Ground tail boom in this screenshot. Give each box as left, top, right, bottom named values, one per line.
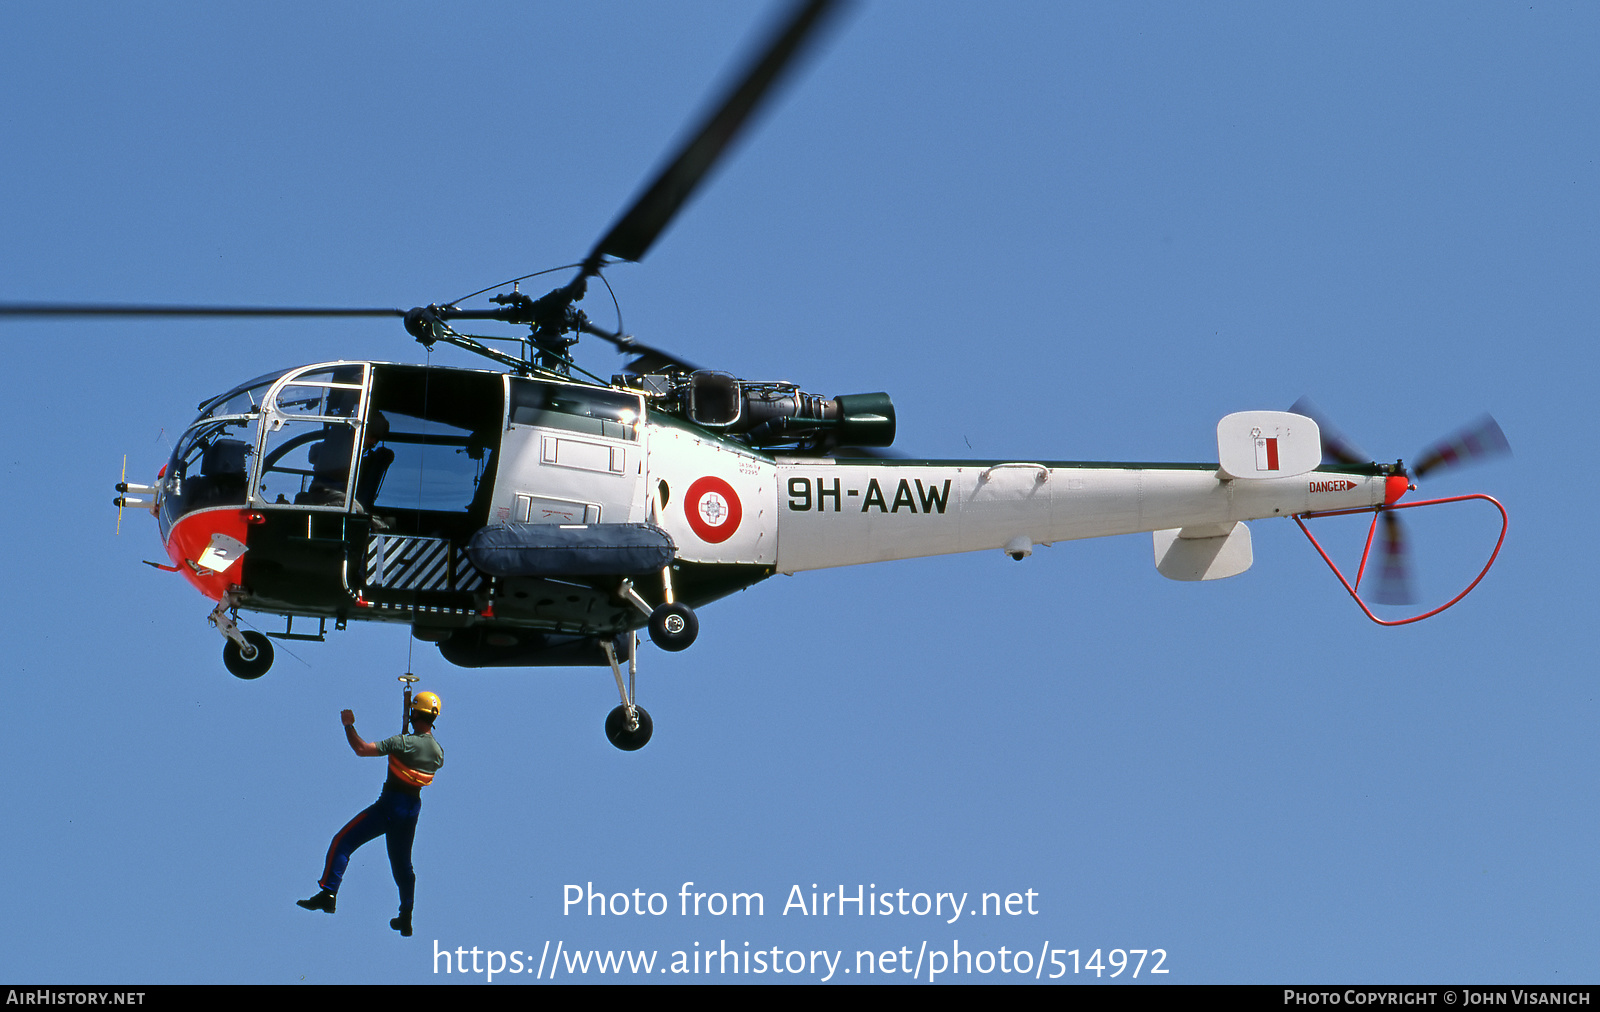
left=773, top=459, right=1386, bottom=573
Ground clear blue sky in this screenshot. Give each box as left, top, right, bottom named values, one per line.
left=2, top=1, right=1594, bottom=985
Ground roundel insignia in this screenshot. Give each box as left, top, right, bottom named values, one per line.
left=684, top=476, right=742, bottom=544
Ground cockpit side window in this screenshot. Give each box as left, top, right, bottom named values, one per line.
left=249, top=364, right=369, bottom=509
left=255, top=419, right=359, bottom=506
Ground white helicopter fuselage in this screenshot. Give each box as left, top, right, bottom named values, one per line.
left=528, top=408, right=1397, bottom=581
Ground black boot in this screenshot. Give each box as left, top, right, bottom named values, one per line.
left=390, top=910, right=413, bottom=937
left=296, top=889, right=336, bottom=914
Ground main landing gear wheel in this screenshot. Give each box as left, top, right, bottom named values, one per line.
left=648, top=602, right=698, bottom=652
left=223, top=630, right=274, bottom=679
left=605, top=704, right=653, bottom=751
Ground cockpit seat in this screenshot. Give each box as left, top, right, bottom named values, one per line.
left=187, top=438, right=251, bottom=509
left=354, top=446, right=394, bottom=507
left=296, top=428, right=356, bottom=506
left=353, top=413, right=394, bottom=507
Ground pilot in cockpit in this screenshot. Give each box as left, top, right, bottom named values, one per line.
left=300, top=412, right=393, bottom=508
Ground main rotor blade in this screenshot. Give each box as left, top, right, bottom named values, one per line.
left=586, top=0, right=846, bottom=270
left=1412, top=415, right=1511, bottom=479
left=581, top=326, right=702, bottom=375
left=1289, top=397, right=1370, bottom=467
left=0, top=303, right=404, bottom=319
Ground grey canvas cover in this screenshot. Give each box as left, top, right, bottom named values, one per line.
left=465, top=522, right=676, bottom=577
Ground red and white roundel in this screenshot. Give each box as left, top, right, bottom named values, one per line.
left=684, top=476, right=742, bottom=544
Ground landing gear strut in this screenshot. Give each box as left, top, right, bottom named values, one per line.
left=601, top=567, right=699, bottom=750
left=601, top=634, right=652, bottom=751
left=619, top=570, right=699, bottom=652
left=211, top=594, right=274, bottom=679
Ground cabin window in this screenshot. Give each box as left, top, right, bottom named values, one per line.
left=358, top=364, right=504, bottom=528
left=364, top=412, right=488, bottom=513
left=508, top=379, right=641, bottom=441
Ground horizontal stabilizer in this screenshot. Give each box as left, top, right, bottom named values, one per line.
left=1153, top=522, right=1252, bottom=581
left=1217, top=411, right=1321, bottom=480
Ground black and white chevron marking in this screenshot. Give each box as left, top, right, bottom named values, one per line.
left=365, top=535, right=484, bottom=593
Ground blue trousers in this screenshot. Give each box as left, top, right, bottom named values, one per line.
left=318, top=786, right=422, bottom=912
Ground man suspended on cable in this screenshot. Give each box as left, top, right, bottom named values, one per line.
left=296, top=691, right=444, bottom=937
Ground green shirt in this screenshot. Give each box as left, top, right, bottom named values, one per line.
left=376, top=732, right=444, bottom=776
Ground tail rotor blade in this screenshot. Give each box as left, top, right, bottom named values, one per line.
left=1289, top=396, right=1370, bottom=467
left=1412, top=415, right=1511, bottom=479
left=1370, top=510, right=1416, bottom=606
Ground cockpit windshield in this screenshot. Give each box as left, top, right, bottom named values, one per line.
left=194, top=369, right=288, bottom=423
left=159, top=416, right=257, bottom=537
left=161, top=363, right=371, bottom=532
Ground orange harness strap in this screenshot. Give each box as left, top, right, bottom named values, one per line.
left=388, top=755, right=435, bottom=788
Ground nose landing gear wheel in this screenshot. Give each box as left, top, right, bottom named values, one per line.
left=605, top=704, right=653, bottom=751
left=223, top=630, right=274, bottom=679
left=648, top=602, right=698, bottom=652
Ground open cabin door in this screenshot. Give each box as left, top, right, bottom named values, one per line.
left=352, top=364, right=505, bottom=610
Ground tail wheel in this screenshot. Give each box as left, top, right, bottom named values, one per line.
left=223, top=630, right=274, bottom=679
left=648, top=602, right=698, bottom=652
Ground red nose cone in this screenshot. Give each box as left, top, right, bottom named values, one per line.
left=165, top=508, right=252, bottom=601
left=1384, top=475, right=1411, bottom=505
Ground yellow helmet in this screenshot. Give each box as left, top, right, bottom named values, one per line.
left=411, top=691, right=441, bottom=722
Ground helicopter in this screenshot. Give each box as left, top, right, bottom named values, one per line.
left=2, top=0, right=1511, bottom=752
